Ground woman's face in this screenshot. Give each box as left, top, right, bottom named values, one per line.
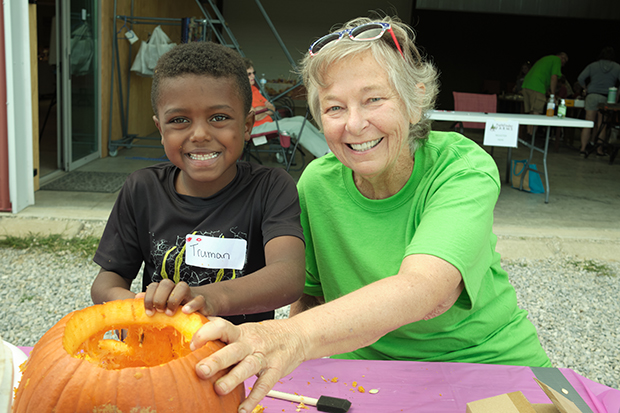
left=318, top=51, right=417, bottom=185
left=247, top=67, right=256, bottom=86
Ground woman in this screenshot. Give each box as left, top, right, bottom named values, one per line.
left=244, top=58, right=276, bottom=127
left=189, top=16, right=551, bottom=412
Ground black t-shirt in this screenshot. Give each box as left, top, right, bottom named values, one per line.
left=94, top=161, right=304, bottom=324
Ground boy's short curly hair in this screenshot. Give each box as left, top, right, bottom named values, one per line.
left=151, top=42, right=252, bottom=116
left=243, top=57, right=254, bottom=70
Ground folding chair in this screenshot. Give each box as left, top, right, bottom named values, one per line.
left=244, top=108, right=307, bottom=172
left=452, top=92, right=498, bottom=132
left=453, top=92, right=498, bottom=155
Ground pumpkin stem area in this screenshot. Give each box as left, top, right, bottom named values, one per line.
left=61, top=298, right=207, bottom=370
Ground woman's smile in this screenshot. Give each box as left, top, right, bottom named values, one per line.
left=348, top=137, right=383, bottom=152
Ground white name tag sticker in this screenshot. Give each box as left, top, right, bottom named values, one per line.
left=185, top=235, right=247, bottom=270
left=483, top=119, right=519, bottom=147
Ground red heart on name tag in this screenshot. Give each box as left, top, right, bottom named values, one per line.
left=187, top=237, right=192, bottom=241
left=197, top=238, right=202, bottom=242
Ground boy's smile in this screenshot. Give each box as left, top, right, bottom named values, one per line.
left=153, top=74, right=253, bottom=198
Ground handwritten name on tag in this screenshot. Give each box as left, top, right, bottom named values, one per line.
left=483, top=119, right=519, bottom=147
left=185, top=235, right=247, bottom=270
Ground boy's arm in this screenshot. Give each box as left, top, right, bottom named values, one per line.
left=91, top=267, right=136, bottom=304
left=289, top=293, right=325, bottom=317
left=184, top=235, right=305, bottom=316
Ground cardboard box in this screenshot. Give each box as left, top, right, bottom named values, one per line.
left=466, top=379, right=583, bottom=413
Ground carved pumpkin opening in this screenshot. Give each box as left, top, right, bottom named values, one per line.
left=62, top=299, right=206, bottom=370
left=74, top=326, right=191, bottom=369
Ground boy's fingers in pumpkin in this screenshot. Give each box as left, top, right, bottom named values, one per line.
left=148, top=279, right=176, bottom=313
left=164, top=282, right=191, bottom=316
left=182, top=294, right=208, bottom=315
left=143, top=282, right=161, bottom=316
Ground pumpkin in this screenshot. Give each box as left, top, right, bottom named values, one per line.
left=11, top=298, right=244, bottom=412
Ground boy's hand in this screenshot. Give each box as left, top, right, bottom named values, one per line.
left=139, top=279, right=215, bottom=317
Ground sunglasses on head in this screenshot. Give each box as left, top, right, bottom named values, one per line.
left=309, top=22, right=404, bottom=58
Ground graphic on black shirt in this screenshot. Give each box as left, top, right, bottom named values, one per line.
left=150, top=228, right=247, bottom=286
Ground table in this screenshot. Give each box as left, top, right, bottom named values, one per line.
left=15, top=347, right=620, bottom=412
left=585, top=102, right=620, bottom=164
left=246, top=358, right=620, bottom=413
left=428, top=110, right=594, bottom=203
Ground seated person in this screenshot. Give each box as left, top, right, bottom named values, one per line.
left=244, top=58, right=330, bottom=158
left=244, top=59, right=275, bottom=127
left=91, top=42, right=305, bottom=325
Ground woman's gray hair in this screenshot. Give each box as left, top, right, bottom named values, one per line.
left=300, top=15, right=439, bottom=155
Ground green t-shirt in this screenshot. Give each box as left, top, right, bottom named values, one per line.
left=297, top=131, right=551, bottom=367
left=522, top=55, right=563, bottom=94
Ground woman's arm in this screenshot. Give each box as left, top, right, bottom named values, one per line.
left=191, top=253, right=463, bottom=412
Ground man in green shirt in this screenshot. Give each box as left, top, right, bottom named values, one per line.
left=521, top=52, right=568, bottom=133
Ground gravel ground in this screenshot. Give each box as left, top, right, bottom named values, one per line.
left=0, top=245, right=618, bottom=390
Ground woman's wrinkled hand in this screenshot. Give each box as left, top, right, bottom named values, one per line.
left=191, top=317, right=306, bottom=413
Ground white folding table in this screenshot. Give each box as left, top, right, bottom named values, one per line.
left=427, top=110, right=594, bottom=203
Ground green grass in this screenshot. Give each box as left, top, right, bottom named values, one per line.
left=569, top=259, right=616, bottom=277
left=0, top=234, right=100, bottom=259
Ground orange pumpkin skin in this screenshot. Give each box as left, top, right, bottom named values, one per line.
left=12, top=298, right=244, bottom=412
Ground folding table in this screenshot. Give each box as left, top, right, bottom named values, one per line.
left=585, top=102, right=620, bottom=164
left=427, top=110, right=594, bottom=203
left=15, top=347, right=620, bottom=413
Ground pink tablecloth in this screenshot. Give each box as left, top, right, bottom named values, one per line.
left=246, top=359, right=620, bottom=413
left=18, top=347, right=620, bottom=413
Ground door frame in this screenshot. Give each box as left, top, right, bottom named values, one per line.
left=4, top=1, right=35, bottom=213
left=58, top=0, right=101, bottom=172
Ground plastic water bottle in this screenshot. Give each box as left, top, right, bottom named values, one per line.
left=557, top=99, right=567, bottom=118
left=546, top=94, right=556, bottom=117
left=608, top=87, right=617, bottom=104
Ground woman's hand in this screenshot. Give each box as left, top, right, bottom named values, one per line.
left=191, top=317, right=306, bottom=413
left=139, top=279, right=214, bottom=317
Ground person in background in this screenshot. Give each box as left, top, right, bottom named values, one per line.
left=189, top=16, right=551, bottom=413
left=244, top=58, right=276, bottom=127
left=521, top=52, right=569, bottom=134
left=577, top=46, right=620, bottom=156
left=513, top=61, right=531, bottom=94
left=91, top=42, right=305, bottom=325
left=243, top=58, right=331, bottom=159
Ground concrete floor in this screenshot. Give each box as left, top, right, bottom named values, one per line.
left=8, top=127, right=620, bottom=260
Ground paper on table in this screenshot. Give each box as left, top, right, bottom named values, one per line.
left=483, top=119, right=519, bottom=147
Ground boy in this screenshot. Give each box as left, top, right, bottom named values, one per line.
left=91, top=42, right=305, bottom=324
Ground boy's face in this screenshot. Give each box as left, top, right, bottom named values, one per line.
left=153, top=74, right=254, bottom=198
